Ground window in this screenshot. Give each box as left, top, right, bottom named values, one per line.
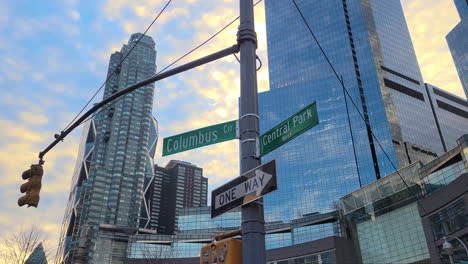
left=430, top=200, right=466, bottom=240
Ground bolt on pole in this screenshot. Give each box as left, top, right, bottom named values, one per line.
left=238, top=0, right=266, bottom=263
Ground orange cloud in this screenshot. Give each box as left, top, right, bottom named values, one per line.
left=402, top=0, right=465, bottom=98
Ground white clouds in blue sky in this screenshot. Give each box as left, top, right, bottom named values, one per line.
left=0, top=0, right=464, bottom=255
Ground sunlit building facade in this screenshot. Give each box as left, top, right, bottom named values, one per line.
left=56, top=33, right=158, bottom=264
left=447, top=0, right=468, bottom=98
left=424, top=83, right=468, bottom=152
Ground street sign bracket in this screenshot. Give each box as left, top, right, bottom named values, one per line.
left=255, top=137, right=260, bottom=158
left=240, top=113, right=259, bottom=120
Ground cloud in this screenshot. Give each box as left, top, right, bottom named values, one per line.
left=18, top=111, right=49, bottom=126
left=70, top=10, right=80, bottom=20
left=401, top=0, right=465, bottom=98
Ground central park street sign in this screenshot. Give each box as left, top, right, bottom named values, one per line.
left=211, top=160, right=277, bottom=218
left=260, top=102, right=319, bottom=156
left=162, top=120, right=238, bottom=156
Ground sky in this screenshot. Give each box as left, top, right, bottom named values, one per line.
left=0, top=0, right=464, bottom=260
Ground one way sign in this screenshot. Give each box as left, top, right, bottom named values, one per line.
left=211, top=160, right=277, bottom=218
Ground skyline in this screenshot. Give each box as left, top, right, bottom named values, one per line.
left=0, top=0, right=465, bottom=260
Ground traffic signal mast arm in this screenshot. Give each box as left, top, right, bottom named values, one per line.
left=38, top=44, right=239, bottom=164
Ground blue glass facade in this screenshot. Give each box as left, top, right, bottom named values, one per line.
left=261, top=0, right=446, bottom=246
left=447, top=0, right=468, bottom=99
left=424, top=84, right=468, bottom=151
left=455, top=0, right=468, bottom=19
left=127, top=206, right=341, bottom=260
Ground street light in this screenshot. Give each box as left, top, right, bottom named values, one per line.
left=442, top=236, right=468, bottom=264
left=443, top=237, right=454, bottom=264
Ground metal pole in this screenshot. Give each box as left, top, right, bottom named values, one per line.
left=238, top=0, right=265, bottom=263
left=448, top=254, right=455, bottom=264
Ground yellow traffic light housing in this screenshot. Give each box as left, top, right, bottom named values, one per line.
left=200, top=237, right=242, bottom=264
left=18, top=164, right=43, bottom=207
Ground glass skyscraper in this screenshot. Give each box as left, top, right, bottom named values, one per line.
left=259, top=0, right=459, bottom=247
left=56, top=33, right=158, bottom=264
left=424, top=83, right=468, bottom=152
left=447, top=0, right=468, bottom=99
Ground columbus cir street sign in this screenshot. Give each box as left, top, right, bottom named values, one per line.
left=211, top=160, right=277, bottom=218
left=260, top=102, right=319, bottom=156
left=163, top=120, right=238, bottom=156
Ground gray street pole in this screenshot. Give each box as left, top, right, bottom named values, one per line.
left=238, top=0, right=265, bottom=263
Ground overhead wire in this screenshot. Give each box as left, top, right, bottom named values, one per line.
left=77, top=0, right=264, bottom=126
left=290, top=0, right=427, bottom=213
left=62, top=0, right=173, bottom=131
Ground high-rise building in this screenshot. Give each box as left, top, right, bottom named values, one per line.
left=259, top=0, right=466, bottom=248
left=447, top=0, right=468, bottom=98
left=56, top=33, right=158, bottom=264
left=424, top=83, right=468, bottom=152
left=150, top=160, right=208, bottom=234
left=26, top=242, right=48, bottom=264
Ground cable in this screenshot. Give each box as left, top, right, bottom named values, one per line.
left=256, top=55, right=262, bottom=71
left=342, top=75, right=362, bottom=188
left=62, top=0, right=173, bottom=131
left=291, top=0, right=427, bottom=213
left=77, top=0, right=264, bottom=126
left=157, top=0, right=263, bottom=74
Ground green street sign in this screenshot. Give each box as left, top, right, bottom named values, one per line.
left=260, top=102, right=319, bottom=156
left=163, top=120, right=238, bottom=156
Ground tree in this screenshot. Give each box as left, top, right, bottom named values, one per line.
left=0, top=226, right=53, bottom=264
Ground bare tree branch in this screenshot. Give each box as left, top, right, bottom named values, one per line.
left=0, top=226, right=52, bottom=264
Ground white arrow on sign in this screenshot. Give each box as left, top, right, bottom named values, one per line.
left=214, top=170, right=272, bottom=209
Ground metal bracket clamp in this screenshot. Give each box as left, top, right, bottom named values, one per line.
left=237, top=26, right=257, bottom=47
left=240, top=138, right=256, bottom=144
left=240, top=138, right=261, bottom=160
left=240, top=113, right=259, bottom=120
left=239, top=114, right=260, bottom=136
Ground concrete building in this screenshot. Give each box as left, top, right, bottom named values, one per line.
left=447, top=0, right=468, bottom=99
left=56, top=33, right=158, bottom=263
left=150, top=161, right=208, bottom=234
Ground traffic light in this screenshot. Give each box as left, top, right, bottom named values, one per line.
left=18, top=164, right=43, bottom=207
left=200, top=238, right=242, bottom=264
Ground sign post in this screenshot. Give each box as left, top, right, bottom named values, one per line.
left=162, top=120, right=238, bottom=156
left=238, top=0, right=264, bottom=262
left=211, top=160, right=277, bottom=218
